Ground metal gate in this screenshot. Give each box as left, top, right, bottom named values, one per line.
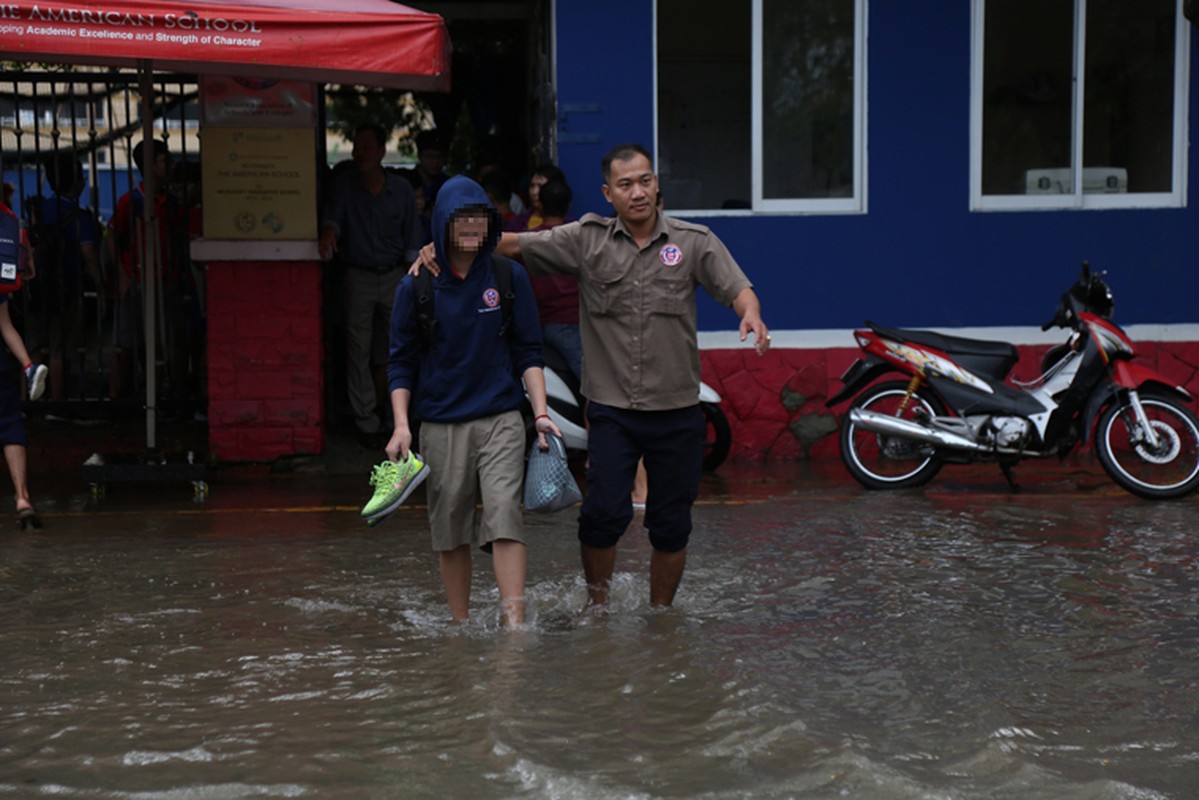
left=1, top=66, right=203, bottom=419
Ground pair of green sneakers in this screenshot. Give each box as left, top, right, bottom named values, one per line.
left=361, top=453, right=430, bottom=526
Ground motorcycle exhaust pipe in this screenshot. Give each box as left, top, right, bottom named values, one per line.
left=848, top=408, right=988, bottom=453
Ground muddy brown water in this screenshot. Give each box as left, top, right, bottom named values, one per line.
left=1, top=462, right=1195, bottom=798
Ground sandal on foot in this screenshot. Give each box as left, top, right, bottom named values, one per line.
left=17, top=507, right=42, bottom=530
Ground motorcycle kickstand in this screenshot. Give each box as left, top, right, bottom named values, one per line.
left=999, top=462, right=1020, bottom=492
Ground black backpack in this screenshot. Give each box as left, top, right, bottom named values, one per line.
left=413, top=255, right=516, bottom=352
left=0, top=205, right=22, bottom=293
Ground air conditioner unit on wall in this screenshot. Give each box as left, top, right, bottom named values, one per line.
left=1025, top=167, right=1128, bottom=194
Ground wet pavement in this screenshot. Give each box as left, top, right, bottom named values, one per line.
left=3, top=448, right=1198, bottom=798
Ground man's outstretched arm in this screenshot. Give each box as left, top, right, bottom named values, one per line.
left=732, top=287, right=770, bottom=356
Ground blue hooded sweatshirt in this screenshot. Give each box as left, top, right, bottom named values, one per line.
left=387, top=175, right=545, bottom=423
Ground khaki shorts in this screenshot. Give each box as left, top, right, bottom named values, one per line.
left=420, top=410, right=526, bottom=552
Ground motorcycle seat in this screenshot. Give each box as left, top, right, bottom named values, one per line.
left=868, top=322, right=1019, bottom=380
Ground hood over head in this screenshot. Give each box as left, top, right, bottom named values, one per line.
left=431, top=174, right=503, bottom=270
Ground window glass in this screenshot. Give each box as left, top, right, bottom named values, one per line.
left=763, top=0, right=856, bottom=200
left=981, top=0, right=1073, bottom=195
left=1083, top=0, right=1176, bottom=193
left=976, top=0, right=1183, bottom=205
left=656, top=0, right=751, bottom=211
left=657, top=0, right=860, bottom=213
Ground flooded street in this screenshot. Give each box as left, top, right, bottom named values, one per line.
left=1, top=461, right=1196, bottom=799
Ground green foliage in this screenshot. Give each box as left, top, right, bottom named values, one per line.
left=324, top=86, right=434, bottom=159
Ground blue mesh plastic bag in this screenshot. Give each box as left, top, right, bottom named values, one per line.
left=523, top=433, right=582, bottom=513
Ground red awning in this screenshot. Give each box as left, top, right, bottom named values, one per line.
left=0, top=0, right=450, bottom=90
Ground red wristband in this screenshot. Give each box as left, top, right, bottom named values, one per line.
left=535, top=414, right=550, bottom=421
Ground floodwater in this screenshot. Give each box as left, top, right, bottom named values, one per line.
left=1, top=461, right=1197, bottom=799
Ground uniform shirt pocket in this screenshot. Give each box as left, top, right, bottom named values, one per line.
left=581, top=266, right=627, bottom=317
left=650, top=276, right=690, bottom=316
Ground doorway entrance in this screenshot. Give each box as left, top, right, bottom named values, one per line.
left=321, top=0, right=553, bottom=446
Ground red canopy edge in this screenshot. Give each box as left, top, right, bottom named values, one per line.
left=0, top=0, right=451, bottom=91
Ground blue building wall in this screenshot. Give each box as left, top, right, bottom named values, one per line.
left=554, top=2, right=1199, bottom=334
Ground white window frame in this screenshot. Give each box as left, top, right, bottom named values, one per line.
left=653, top=0, right=868, bottom=217
left=969, top=0, right=1190, bottom=212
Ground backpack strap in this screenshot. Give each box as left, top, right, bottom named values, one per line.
left=492, top=255, right=516, bottom=340
left=414, top=268, right=437, bottom=353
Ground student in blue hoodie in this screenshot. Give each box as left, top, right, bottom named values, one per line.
left=386, top=175, right=560, bottom=629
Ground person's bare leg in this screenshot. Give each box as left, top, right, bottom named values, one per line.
left=438, top=545, right=472, bottom=622
left=581, top=543, right=617, bottom=608
left=490, top=539, right=527, bottom=628
left=649, top=547, right=686, bottom=607
left=631, top=459, right=648, bottom=508
left=5, top=444, right=31, bottom=512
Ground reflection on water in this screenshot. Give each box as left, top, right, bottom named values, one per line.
left=1, top=466, right=1196, bottom=798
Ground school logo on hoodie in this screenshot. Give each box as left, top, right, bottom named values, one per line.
left=482, top=287, right=501, bottom=310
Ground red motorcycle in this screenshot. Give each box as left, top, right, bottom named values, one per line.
left=827, top=264, right=1199, bottom=499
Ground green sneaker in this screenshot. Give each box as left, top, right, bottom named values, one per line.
left=361, top=454, right=430, bottom=524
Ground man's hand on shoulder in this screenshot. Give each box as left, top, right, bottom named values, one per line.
left=408, top=242, right=441, bottom=277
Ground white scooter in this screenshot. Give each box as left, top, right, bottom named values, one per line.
left=528, top=364, right=732, bottom=472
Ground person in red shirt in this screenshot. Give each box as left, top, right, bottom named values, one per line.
left=106, top=139, right=187, bottom=403
left=518, top=179, right=581, bottom=385
left=509, top=163, right=566, bottom=232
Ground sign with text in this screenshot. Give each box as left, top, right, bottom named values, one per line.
left=202, top=127, right=316, bottom=240
left=0, top=0, right=449, bottom=91
left=201, top=76, right=316, bottom=127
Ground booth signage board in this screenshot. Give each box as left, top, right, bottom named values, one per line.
left=201, top=76, right=316, bottom=127
left=201, top=127, right=317, bottom=240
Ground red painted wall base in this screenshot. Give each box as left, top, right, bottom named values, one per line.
left=701, top=340, right=1199, bottom=463
left=206, top=261, right=324, bottom=462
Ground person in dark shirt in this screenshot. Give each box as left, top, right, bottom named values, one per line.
left=319, top=124, right=423, bottom=444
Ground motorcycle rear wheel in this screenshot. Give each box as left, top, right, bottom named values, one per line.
left=701, top=401, right=732, bottom=472
left=1095, top=391, right=1199, bottom=499
left=840, top=380, right=946, bottom=490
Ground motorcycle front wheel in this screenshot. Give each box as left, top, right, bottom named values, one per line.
left=1095, top=391, right=1199, bottom=499
left=840, top=380, right=946, bottom=490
